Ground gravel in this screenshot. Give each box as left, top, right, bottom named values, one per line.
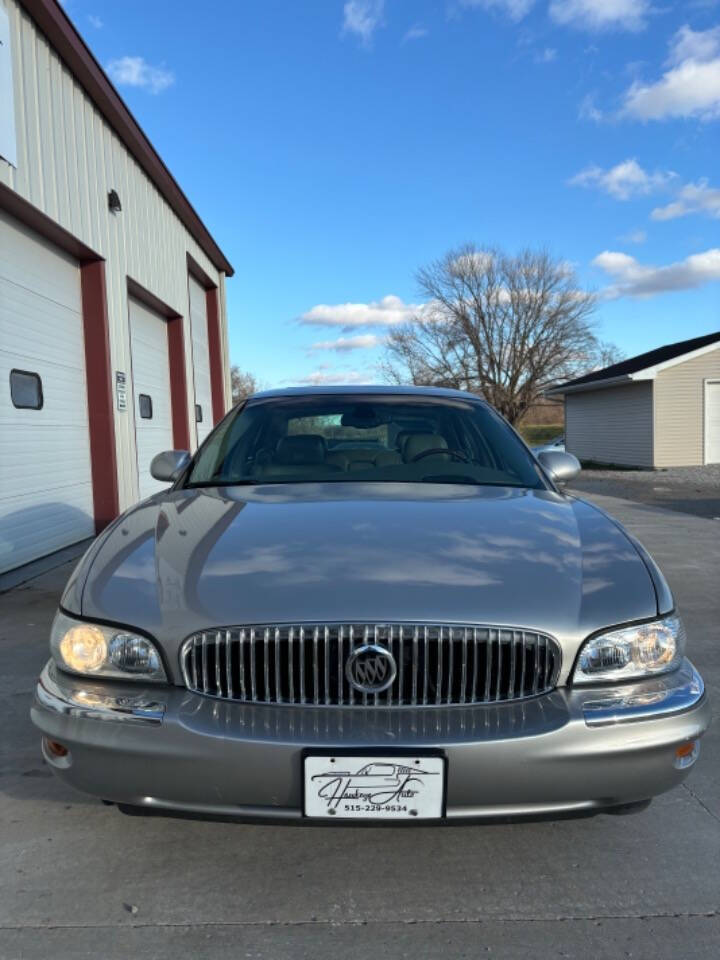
left=569, top=464, right=720, bottom=519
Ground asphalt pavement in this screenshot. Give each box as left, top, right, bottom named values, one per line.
left=569, top=464, right=720, bottom=520
left=0, top=491, right=718, bottom=959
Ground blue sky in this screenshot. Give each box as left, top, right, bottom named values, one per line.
left=65, top=0, right=719, bottom=386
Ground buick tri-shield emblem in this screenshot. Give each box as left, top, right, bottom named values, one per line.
left=346, top=644, right=397, bottom=695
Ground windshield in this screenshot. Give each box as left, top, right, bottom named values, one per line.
left=186, top=395, right=545, bottom=489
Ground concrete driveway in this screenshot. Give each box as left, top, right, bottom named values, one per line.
left=1, top=492, right=718, bottom=959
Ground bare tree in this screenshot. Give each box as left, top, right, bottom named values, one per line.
left=231, top=367, right=263, bottom=405
left=593, top=340, right=625, bottom=370
left=381, top=244, right=611, bottom=424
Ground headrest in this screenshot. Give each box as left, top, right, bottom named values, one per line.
left=403, top=433, right=448, bottom=461
left=395, top=430, right=424, bottom=452
left=275, top=434, right=326, bottom=465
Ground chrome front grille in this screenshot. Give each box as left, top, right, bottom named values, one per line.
left=180, top=624, right=560, bottom=707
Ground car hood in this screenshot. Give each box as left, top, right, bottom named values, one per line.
left=66, top=483, right=659, bottom=683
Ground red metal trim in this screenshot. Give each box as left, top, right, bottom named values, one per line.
left=186, top=255, right=226, bottom=425
left=186, top=252, right=215, bottom=290
left=80, top=261, right=119, bottom=532
left=0, top=182, right=99, bottom=262
left=167, top=316, right=191, bottom=450
left=127, top=276, right=181, bottom=320
left=205, top=286, right=226, bottom=424
left=20, top=0, right=233, bottom=277
left=127, top=277, right=190, bottom=451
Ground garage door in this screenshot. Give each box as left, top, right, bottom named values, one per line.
left=0, top=209, right=95, bottom=573
left=128, top=298, right=173, bottom=500
left=188, top=274, right=213, bottom=446
left=706, top=381, right=720, bottom=464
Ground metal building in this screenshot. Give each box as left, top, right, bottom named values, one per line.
left=0, top=0, right=233, bottom=576
left=548, top=332, right=720, bottom=469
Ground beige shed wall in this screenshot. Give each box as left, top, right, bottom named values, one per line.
left=654, top=348, right=720, bottom=467
left=1, top=0, right=231, bottom=510
left=565, top=382, right=654, bottom=468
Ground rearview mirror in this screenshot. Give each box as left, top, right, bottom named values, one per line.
left=536, top=450, right=580, bottom=485
left=150, top=450, right=191, bottom=483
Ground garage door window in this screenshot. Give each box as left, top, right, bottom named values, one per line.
left=195, top=404, right=203, bottom=423
left=139, top=394, right=153, bottom=419
left=10, top=369, right=43, bottom=410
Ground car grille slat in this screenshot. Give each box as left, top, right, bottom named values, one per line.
left=181, top=623, right=560, bottom=708
left=201, top=635, right=209, bottom=694
left=299, top=627, right=306, bottom=704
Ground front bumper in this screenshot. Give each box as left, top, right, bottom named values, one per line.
left=32, top=658, right=710, bottom=821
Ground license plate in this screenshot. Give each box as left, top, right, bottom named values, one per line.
left=303, top=755, right=445, bottom=820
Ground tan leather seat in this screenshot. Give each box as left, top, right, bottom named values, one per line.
left=374, top=450, right=401, bottom=466
left=403, top=433, right=448, bottom=462
left=326, top=448, right=402, bottom=471
left=325, top=452, right=350, bottom=470
left=274, top=435, right=326, bottom=465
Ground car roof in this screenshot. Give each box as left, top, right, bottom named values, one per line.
left=249, top=384, right=482, bottom=402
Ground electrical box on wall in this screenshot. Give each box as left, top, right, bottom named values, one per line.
left=0, top=3, right=18, bottom=168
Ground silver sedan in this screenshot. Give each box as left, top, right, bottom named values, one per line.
left=32, top=386, right=710, bottom=823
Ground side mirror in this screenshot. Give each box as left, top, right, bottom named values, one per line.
left=536, top=450, right=580, bottom=485
left=150, top=450, right=191, bottom=483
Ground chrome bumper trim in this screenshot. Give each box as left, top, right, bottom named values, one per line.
left=582, top=662, right=705, bottom=727
left=36, top=662, right=165, bottom=725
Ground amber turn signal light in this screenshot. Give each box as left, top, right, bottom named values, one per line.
left=674, top=740, right=699, bottom=770
left=44, top=738, right=69, bottom=758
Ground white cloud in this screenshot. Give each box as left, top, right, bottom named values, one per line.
left=652, top=178, right=720, bottom=220
left=666, top=24, right=720, bottom=66
left=459, top=0, right=536, bottom=21
left=293, top=368, right=376, bottom=386
left=549, top=0, right=650, bottom=32
left=88, top=14, right=103, bottom=29
left=342, top=1, right=384, bottom=45
left=569, top=159, right=674, bottom=200
left=310, top=334, right=384, bottom=352
left=299, top=295, right=422, bottom=331
left=622, top=25, right=720, bottom=121
left=578, top=92, right=604, bottom=122
left=106, top=56, right=174, bottom=94
left=402, top=24, right=429, bottom=43
left=619, top=228, right=647, bottom=244
left=593, top=247, right=720, bottom=298
left=535, top=47, right=558, bottom=63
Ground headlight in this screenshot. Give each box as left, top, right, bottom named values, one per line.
left=50, top=611, right=166, bottom=682
left=573, top=616, right=685, bottom=685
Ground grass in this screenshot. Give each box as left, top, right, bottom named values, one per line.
left=518, top=424, right=563, bottom=446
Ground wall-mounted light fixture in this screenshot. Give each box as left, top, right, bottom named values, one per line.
left=108, top=189, right=122, bottom=214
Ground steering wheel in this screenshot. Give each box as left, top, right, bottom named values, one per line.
left=410, top=447, right=469, bottom=463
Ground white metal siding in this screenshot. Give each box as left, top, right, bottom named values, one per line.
left=705, top=381, right=720, bottom=464
left=188, top=274, right=212, bottom=445
left=654, top=349, right=720, bottom=467
left=0, top=207, right=94, bottom=572
left=565, top=383, right=654, bottom=468
left=128, top=298, right=173, bottom=500
left=0, top=0, right=230, bottom=510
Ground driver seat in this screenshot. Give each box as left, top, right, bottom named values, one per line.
left=402, top=433, right=449, bottom=462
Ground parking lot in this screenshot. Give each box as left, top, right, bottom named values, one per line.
left=569, top=464, right=720, bottom=520
left=1, top=490, right=718, bottom=960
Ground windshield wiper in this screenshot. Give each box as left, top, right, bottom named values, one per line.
left=420, top=476, right=526, bottom=487
left=184, top=479, right=259, bottom=489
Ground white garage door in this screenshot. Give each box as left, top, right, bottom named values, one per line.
left=0, top=209, right=95, bottom=573
left=128, top=298, right=173, bottom=500
left=706, top=381, right=720, bottom=464
left=188, top=274, right=213, bottom=446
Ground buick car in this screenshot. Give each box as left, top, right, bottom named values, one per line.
left=31, top=386, right=710, bottom=822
